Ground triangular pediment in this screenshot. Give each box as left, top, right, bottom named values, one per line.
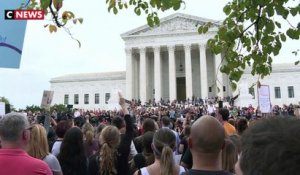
left=121, top=13, right=220, bottom=38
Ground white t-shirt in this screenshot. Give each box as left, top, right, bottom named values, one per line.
left=43, top=153, right=62, bottom=173
left=140, top=166, right=185, bottom=175
left=51, top=140, right=62, bottom=157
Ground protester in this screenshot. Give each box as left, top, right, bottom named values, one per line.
left=134, top=118, right=156, bottom=153
left=218, top=108, right=236, bottom=136
left=82, top=122, right=99, bottom=157
left=179, top=125, right=191, bottom=156
left=236, top=118, right=248, bottom=135
left=112, top=93, right=136, bottom=175
left=161, top=116, right=181, bottom=154
left=57, top=127, right=88, bottom=175
left=236, top=117, right=300, bottom=175
left=27, top=124, right=63, bottom=175
left=0, top=112, right=52, bottom=175
left=88, top=125, right=120, bottom=175
left=183, top=115, right=232, bottom=175
left=131, top=131, right=155, bottom=173
left=222, top=139, right=238, bottom=173
left=51, top=120, right=71, bottom=156
left=134, top=128, right=186, bottom=175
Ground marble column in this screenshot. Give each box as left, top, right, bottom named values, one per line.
left=139, top=47, right=147, bottom=104
left=125, top=47, right=133, bottom=100
left=215, top=54, right=224, bottom=98
left=184, top=44, right=193, bottom=100
left=199, top=44, right=208, bottom=99
left=154, top=46, right=162, bottom=102
left=168, top=45, right=177, bottom=101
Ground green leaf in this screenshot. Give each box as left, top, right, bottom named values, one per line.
left=113, top=7, right=118, bottom=14
left=280, top=33, right=286, bottom=42
left=221, top=66, right=230, bottom=74
left=154, top=16, right=160, bottom=26
left=223, top=4, right=231, bottom=15
left=275, top=21, right=281, bottom=28
left=147, top=16, right=154, bottom=27
left=202, top=26, right=209, bottom=33
left=286, top=28, right=300, bottom=39
left=134, top=7, right=141, bottom=16
left=230, top=82, right=237, bottom=91
left=266, top=5, right=274, bottom=17
left=265, top=21, right=275, bottom=33
left=150, top=0, right=155, bottom=7
left=295, top=61, right=300, bottom=65
left=275, top=5, right=289, bottom=19
left=198, top=26, right=203, bottom=34
left=108, top=5, right=113, bottom=12
left=40, top=0, right=50, bottom=10
left=173, top=1, right=181, bottom=10
left=290, top=7, right=298, bottom=16
left=62, top=18, right=67, bottom=24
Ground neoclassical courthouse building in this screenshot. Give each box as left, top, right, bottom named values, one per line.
left=50, top=13, right=300, bottom=109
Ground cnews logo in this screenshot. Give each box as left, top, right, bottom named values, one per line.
left=4, top=10, right=44, bottom=20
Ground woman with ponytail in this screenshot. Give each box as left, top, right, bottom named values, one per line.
left=134, top=128, right=186, bottom=175
left=88, top=125, right=120, bottom=175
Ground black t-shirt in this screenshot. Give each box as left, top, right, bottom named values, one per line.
left=181, top=148, right=193, bottom=169
left=182, top=169, right=233, bottom=175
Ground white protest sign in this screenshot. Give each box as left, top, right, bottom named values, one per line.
left=41, top=90, right=54, bottom=109
left=258, top=85, right=271, bottom=113
left=106, top=89, right=122, bottom=110
left=0, top=102, right=5, bottom=116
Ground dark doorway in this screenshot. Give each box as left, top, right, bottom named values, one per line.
left=177, top=77, right=186, bottom=101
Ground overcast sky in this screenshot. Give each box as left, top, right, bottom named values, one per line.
left=0, top=0, right=299, bottom=109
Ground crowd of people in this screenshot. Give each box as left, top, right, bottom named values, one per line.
left=1, top=94, right=300, bottom=175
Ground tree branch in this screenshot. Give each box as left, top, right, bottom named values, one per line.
left=237, top=9, right=248, bottom=22
left=255, top=6, right=263, bottom=47
left=49, top=0, right=65, bottom=28
left=285, top=19, right=297, bottom=29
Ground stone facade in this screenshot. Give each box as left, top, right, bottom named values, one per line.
left=50, top=72, right=126, bottom=110
left=236, top=63, right=300, bottom=107
left=122, top=13, right=231, bottom=103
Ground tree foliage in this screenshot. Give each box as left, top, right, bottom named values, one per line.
left=23, top=0, right=83, bottom=46
left=50, top=104, right=69, bottom=113
left=106, top=0, right=300, bottom=90
left=25, top=104, right=42, bottom=113
left=0, top=96, right=11, bottom=105
left=106, top=0, right=184, bottom=27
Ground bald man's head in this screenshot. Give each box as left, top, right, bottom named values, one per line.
left=190, top=115, right=225, bottom=153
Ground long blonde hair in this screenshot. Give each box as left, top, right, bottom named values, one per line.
left=99, top=125, right=120, bottom=175
left=82, top=122, right=94, bottom=145
left=152, top=128, right=176, bottom=175
left=26, top=124, right=49, bottom=159
left=222, top=139, right=238, bottom=173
